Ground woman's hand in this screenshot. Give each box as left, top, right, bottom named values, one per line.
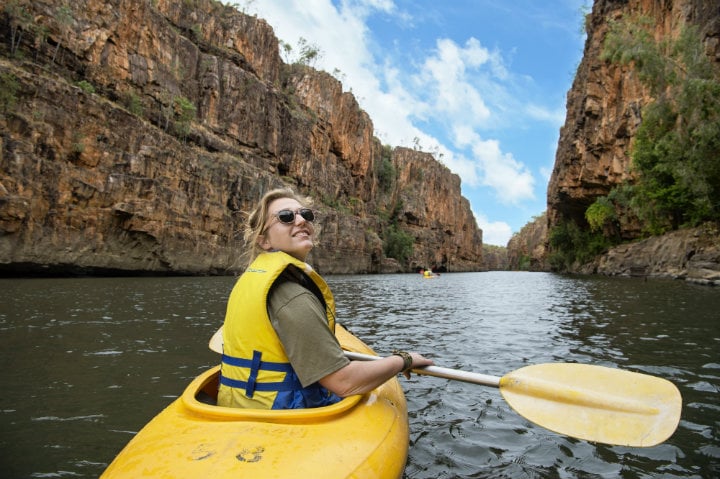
left=402, top=352, right=434, bottom=379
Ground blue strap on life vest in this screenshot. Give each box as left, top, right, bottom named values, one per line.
left=221, top=353, right=295, bottom=372
left=220, top=351, right=302, bottom=398
left=245, top=350, right=261, bottom=397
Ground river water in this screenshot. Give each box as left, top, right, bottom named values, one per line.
left=0, top=272, right=718, bottom=478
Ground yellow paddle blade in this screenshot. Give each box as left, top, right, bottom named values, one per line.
left=499, top=363, right=682, bottom=447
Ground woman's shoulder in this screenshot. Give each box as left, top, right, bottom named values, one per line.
left=270, top=268, right=313, bottom=300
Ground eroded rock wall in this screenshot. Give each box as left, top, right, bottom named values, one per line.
left=542, top=0, right=720, bottom=281
left=548, top=0, right=720, bottom=236
left=0, top=0, right=483, bottom=275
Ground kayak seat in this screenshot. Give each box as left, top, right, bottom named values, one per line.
left=196, top=390, right=217, bottom=405
left=195, top=371, right=220, bottom=405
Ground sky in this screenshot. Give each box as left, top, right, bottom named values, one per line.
left=233, top=0, right=591, bottom=245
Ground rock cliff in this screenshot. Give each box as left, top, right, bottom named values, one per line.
left=481, top=245, right=508, bottom=271
left=0, top=0, right=483, bottom=275
left=506, top=213, right=547, bottom=271
left=543, top=0, right=720, bottom=282
left=549, top=0, right=719, bottom=235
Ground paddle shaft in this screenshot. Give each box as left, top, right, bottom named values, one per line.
left=344, top=351, right=500, bottom=387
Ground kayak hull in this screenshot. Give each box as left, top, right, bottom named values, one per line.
left=101, top=326, right=409, bottom=479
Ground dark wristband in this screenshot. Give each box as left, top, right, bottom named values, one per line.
left=392, top=350, right=413, bottom=372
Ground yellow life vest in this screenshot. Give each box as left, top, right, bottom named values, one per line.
left=217, top=251, right=340, bottom=409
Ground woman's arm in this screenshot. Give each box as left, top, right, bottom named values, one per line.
left=319, top=352, right=433, bottom=397
left=269, top=278, right=434, bottom=397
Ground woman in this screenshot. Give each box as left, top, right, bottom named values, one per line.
left=217, top=188, right=433, bottom=409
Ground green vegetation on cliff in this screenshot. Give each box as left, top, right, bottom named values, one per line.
left=383, top=224, right=414, bottom=265
left=598, top=17, right=720, bottom=235
left=549, top=220, right=610, bottom=271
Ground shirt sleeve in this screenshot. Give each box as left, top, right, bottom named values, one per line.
left=268, top=280, right=350, bottom=387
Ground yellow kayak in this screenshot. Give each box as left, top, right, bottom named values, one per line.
left=101, top=325, right=409, bottom=479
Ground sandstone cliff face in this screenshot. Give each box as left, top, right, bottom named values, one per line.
left=506, top=213, right=548, bottom=271
left=390, top=148, right=483, bottom=272
left=544, top=0, right=720, bottom=281
left=0, top=0, right=483, bottom=275
left=481, top=245, right=508, bottom=271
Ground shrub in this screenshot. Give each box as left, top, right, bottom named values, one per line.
left=549, top=220, right=610, bottom=272
left=585, top=196, right=616, bottom=233
left=77, top=80, right=95, bottom=94
left=0, top=72, right=19, bottom=112
left=383, top=225, right=414, bottom=265
left=377, top=156, right=396, bottom=191
left=173, top=95, right=196, bottom=139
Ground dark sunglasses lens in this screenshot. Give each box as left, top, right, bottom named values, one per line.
left=299, top=208, right=315, bottom=222
left=277, top=210, right=296, bottom=223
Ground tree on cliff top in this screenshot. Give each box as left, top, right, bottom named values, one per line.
left=279, top=37, right=323, bottom=67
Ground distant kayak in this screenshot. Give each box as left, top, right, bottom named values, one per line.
left=101, top=325, right=409, bottom=479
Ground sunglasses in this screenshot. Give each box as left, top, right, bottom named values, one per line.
left=273, top=208, right=316, bottom=224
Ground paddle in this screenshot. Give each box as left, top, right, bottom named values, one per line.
left=208, top=327, right=681, bottom=448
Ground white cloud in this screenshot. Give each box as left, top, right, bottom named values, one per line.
left=415, top=38, right=494, bottom=126
left=474, top=212, right=513, bottom=246
left=367, top=63, right=429, bottom=145
left=473, top=138, right=536, bottom=204
left=242, top=0, right=376, bottom=84
left=449, top=125, right=535, bottom=202
left=451, top=124, right=476, bottom=149
left=399, top=36, right=535, bottom=203
left=439, top=150, right=480, bottom=186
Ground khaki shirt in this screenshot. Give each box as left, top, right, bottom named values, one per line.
left=268, top=273, right=349, bottom=387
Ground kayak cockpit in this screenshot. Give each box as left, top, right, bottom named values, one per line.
left=183, top=365, right=363, bottom=423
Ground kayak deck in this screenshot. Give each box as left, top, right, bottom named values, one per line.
left=101, top=326, right=409, bottom=479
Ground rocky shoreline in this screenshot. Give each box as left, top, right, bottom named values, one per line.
left=582, top=224, right=720, bottom=286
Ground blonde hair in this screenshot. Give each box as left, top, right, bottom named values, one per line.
left=240, top=188, right=313, bottom=268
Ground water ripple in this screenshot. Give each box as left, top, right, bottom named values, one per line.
left=330, top=272, right=720, bottom=479
left=1, top=273, right=718, bottom=478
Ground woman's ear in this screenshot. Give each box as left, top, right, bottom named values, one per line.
left=257, top=234, right=272, bottom=251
